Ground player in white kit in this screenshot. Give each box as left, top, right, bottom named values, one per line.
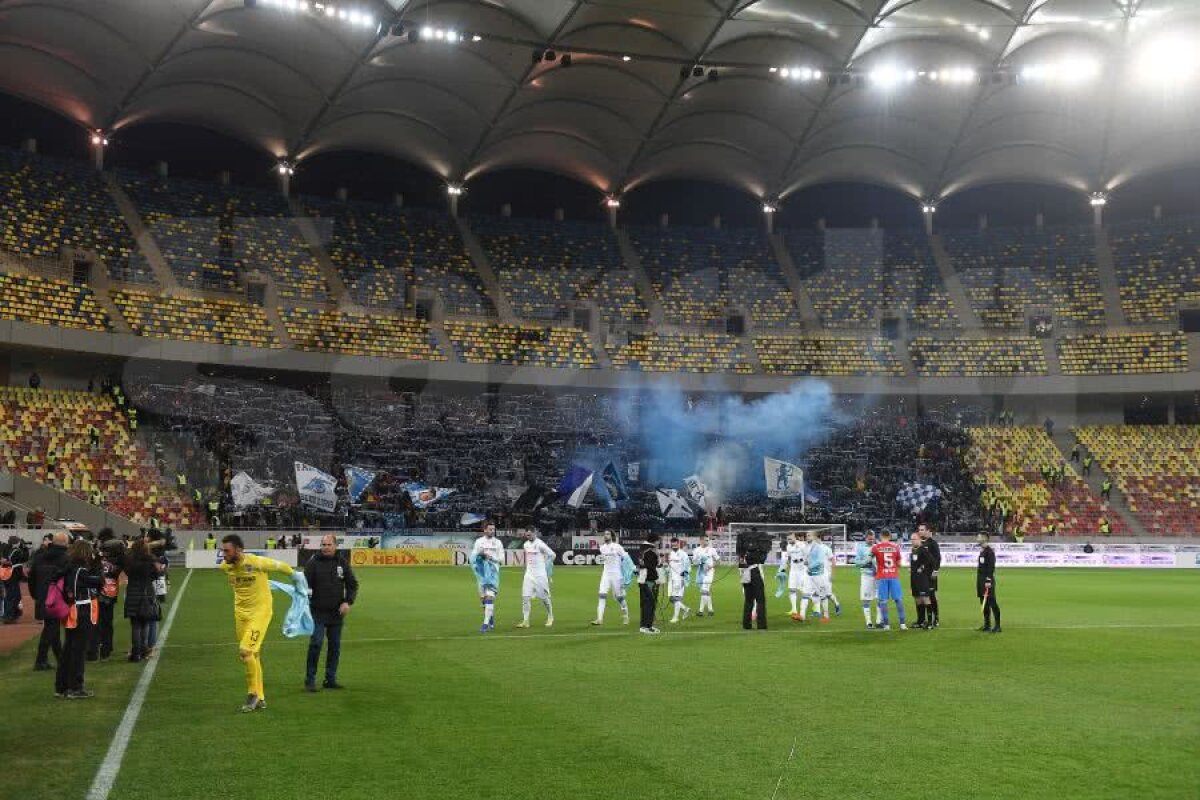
left=666, top=538, right=691, bottom=623
left=803, top=531, right=834, bottom=623
left=784, top=533, right=808, bottom=621
left=516, top=530, right=555, bottom=628
left=470, top=524, right=505, bottom=632
left=592, top=532, right=630, bottom=626
left=855, top=530, right=883, bottom=628
left=692, top=535, right=720, bottom=616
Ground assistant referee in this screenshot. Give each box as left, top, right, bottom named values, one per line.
left=976, top=534, right=1001, bottom=633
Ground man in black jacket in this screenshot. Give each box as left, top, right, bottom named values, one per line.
left=638, top=535, right=661, bottom=635
left=918, top=524, right=942, bottom=628
left=27, top=532, right=69, bottom=670
left=303, top=534, right=359, bottom=691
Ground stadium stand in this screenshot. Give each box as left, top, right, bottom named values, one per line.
left=629, top=225, right=800, bottom=327
left=306, top=199, right=492, bottom=315
left=792, top=228, right=957, bottom=330
left=943, top=225, right=1105, bottom=328
left=753, top=334, right=904, bottom=376
left=966, top=426, right=1127, bottom=536
left=1057, top=332, right=1187, bottom=375
left=444, top=320, right=596, bottom=368
left=1109, top=215, right=1200, bottom=323
left=0, top=271, right=111, bottom=330
left=282, top=307, right=444, bottom=361
left=909, top=336, right=1048, bottom=377
left=1073, top=426, right=1200, bottom=536
left=0, top=148, right=146, bottom=283
left=606, top=331, right=752, bottom=374
left=112, top=290, right=279, bottom=348
left=472, top=216, right=647, bottom=325
left=121, top=172, right=327, bottom=299
left=0, top=386, right=196, bottom=526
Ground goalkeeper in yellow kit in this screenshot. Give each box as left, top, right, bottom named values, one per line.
left=219, top=534, right=295, bottom=713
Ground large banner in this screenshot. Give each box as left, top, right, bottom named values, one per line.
left=231, top=471, right=275, bottom=508
left=295, top=461, right=338, bottom=513
left=350, top=548, right=454, bottom=567
left=763, top=457, right=804, bottom=501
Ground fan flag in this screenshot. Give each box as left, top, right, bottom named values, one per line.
left=557, top=466, right=594, bottom=508
left=896, top=482, right=942, bottom=514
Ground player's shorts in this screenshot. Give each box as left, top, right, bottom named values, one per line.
left=234, top=611, right=272, bottom=655
left=787, top=569, right=806, bottom=591
left=698, top=575, right=714, bottom=594
left=599, top=572, right=625, bottom=597
left=910, top=575, right=931, bottom=598
left=522, top=573, right=551, bottom=600
left=859, top=574, right=877, bottom=602
left=876, top=577, right=903, bottom=603
left=807, top=575, right=832, bottom=599
left=668, top=574, right=686, bottom=597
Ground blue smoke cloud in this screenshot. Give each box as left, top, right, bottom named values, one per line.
left=615, top=380, right=840, bottom=503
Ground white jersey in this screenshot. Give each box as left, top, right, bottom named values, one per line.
left=471, top=536, right=504, bottom=566
left=667, top=549, right=691, bottom=578
left=785, top=542, right=807, bottom=572
left=522, top=539, right=555, bottom=578
left=599, top=542, right=627, bottom=575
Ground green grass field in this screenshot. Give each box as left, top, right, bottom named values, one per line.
left=2, top=566, right=1198, bottom=800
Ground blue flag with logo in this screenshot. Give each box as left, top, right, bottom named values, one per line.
left=403, top=482, right=455, bottom=509
left=345, top=465, right=376, bottom=504
left=593, top=461, right=629, bottom=510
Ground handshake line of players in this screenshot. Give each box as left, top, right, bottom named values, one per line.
left=465, top=526, right=944, bottom=633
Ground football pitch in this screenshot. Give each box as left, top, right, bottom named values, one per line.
left=2, top=567, right=1198, bottom=800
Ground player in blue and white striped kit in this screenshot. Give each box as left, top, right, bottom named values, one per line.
left=855, top=530, right=883, bottom=629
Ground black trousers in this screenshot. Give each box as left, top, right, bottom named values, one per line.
left=638, top=581, right=659, bottom=629
left=306, top=620, right=343, bottom=685
left=742, top=569, right=767, bottom=629
left=57, top=614, right=92, bottom=693
left=36, top=617, right=62, bottom=666
left=88, top=601, right=115, bottom=659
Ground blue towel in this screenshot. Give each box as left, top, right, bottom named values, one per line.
left=472, top=553, right=500, bottom=593
left=620, top=552, right=635, bottom=587
left=269, top=573, right=313, bottom=638
left=774, top=569, right=788, bottom=598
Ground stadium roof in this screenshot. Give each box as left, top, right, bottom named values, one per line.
left=2, top=0, right=1198, bottom=202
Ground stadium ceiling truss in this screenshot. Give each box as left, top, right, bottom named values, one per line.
left=1, top=0, right=1198, bottom=203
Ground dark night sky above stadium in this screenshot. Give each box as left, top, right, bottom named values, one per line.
left=1, top=91, right=1196, bottom=231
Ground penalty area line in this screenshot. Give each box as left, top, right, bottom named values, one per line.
left=162, top=620, right=1200, bottom=650
left=86, top=568, right=194, bottom=800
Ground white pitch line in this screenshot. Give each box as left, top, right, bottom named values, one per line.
left=87, top=569, right=193, bottom=800
left=162, top=620, right=1200, bottom=649
left=769, top=733, right=800, bottom=800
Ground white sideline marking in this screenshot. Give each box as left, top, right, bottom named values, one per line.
left=163, top=620, right=1200, bottom=650
left=87, top=569, right=193, bottom=800
left=769, top=733, right=800, bottom=800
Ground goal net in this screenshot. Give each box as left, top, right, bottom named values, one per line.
left=724, top=523, right=848, bottom=565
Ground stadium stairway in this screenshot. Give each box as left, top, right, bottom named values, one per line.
left=102, top=174, right=178, bottom=290
left=614, top=229, right=664, bottom=326
left=91, top=288, right=131, bottom=334
left=1050, top=432, right=1149, bottom=537
left=287, top=200, right=352, bottom=306
left=929, top=235, right=982, bottom=329
left=425, top=317, right=457, bottom=361
left=454, top=218, right=515, bottom=322
left=1092, top=228, right=1128, bottom=327
left=768, top=233, right=822, bottom=327
left=1041, top=334, right=1062, bottom=374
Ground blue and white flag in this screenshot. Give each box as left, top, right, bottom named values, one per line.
left=764, top=457, right=804, bottom=500
left=594, top=461, right=628, bottom=510
left=459, top=512, right=487, bottom=527
left=295, top=461, right=337, bottom=513
left=683, top=474, right=713, bottom=513
left=557, top=465, right=594, bottom=508
left=404, top=482, right=455, bottom=509
left=896, top=482, right=942, bottom=514
left=656, top=488, right=694, bottom=519
left=231, top=471, right=274, bottom=508
left=344, top=465, right=376, bottom=504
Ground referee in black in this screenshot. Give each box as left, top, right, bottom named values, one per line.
left=918, top=523, right=941, bottom=628
left=637, top=535, right=661, bottom=635
left=909, top=532, right=933, bottom=629
left=977, top=534, right=1001, bottom=633
left=739, top=550, right=767, bottom=630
